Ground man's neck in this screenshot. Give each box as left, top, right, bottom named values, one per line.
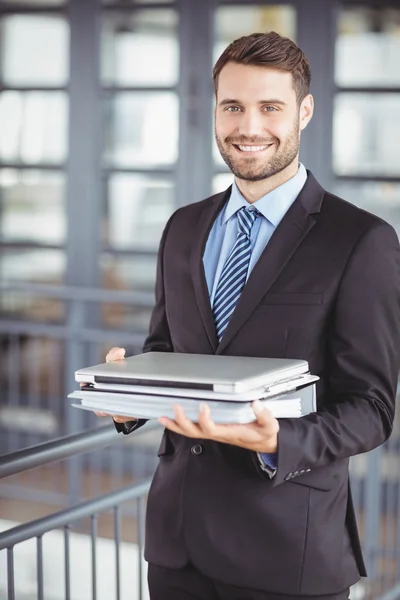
left=235, top=159, right=300, bottom=204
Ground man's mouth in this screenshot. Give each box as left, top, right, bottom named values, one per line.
left=233, top=144, right=273, bottom=153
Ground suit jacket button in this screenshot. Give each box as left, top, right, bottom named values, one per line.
left=191, top=444, right=203, bottom=456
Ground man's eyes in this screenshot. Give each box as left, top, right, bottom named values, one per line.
left=224, top=106, right=278, bottom=113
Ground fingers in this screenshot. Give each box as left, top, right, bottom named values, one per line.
left=106, top=347, right=126, bottom=363
left=159, top=405, right=202, bottom=438
left=252, top=401, right=279, bottom=433
left=197, top=403, right=217, bottom=437
left=112, top=415, right=137, bottom=423
left=93, top=411, right=134, bottom=423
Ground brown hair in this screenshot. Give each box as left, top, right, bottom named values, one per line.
left=213, top=31, right=311, bottom=105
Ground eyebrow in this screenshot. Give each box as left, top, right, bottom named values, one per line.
left=218, top=99, right=287, bottom=107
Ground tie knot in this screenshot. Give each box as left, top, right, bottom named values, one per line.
left=237, top=206, right=259, bottom=238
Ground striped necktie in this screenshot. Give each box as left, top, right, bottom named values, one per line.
left=213, top=206, right=260, bottom=341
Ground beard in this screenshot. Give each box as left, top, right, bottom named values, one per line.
left=215, top=117, right=300, bottom=182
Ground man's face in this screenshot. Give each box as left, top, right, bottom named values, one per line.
left=214, top=62, right=311, bottom=182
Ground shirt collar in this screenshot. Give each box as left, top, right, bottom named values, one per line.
left=222, top=163, right=308, bottom=227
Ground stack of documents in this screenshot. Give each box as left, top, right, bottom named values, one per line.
left=69, top=352, right=318, bottom=424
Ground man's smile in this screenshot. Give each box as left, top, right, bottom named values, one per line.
left=232, top=143, right=274, bottom=154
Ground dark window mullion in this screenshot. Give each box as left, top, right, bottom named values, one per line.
left=335, top=174, right=400, bottom=184
left=102, top=86, right=178, bottom=94
left=336, top=87, right=400, bottom=94
left=104, top=166, right=175, bottom=175
left=0, top=242, right=65, bottom=250
left=0, top=6, right=66, bottom=16
left=103, top=2, right=178, bottom=10
left=0, top=162, right=65, bottom=170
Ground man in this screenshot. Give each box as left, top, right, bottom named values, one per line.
left=98, top=32, right=400, bottom=599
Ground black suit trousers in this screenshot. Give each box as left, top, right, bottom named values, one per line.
left=148, top=564, right=351, bottom=600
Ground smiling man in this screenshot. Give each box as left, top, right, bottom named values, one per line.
left=99, top=32, right=400, bottom=600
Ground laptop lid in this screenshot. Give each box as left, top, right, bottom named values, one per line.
left=75, top=352, right=309, bottom=394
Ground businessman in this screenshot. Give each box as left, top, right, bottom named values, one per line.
left=98, top=32, right=400, bottom=599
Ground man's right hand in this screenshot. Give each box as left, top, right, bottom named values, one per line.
left=93, top=347, right=137, bottom=424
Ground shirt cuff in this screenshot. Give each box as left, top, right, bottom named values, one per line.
left=114, top=419, right=139, bottom=435
left=257, top=452, right=277, bottom=478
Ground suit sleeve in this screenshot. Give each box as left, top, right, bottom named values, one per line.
left=142, top=212, right=175, bottom=354
left=115, top=214, right=176, bottom=436
left=272, top=221, right=400, bottom=486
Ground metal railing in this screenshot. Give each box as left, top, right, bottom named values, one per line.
left=0, top=423, right=156, bottom=600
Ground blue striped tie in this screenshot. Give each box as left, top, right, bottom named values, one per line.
left=213, top=206, right=260, bottom=341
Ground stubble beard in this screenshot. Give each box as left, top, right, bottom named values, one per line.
left=215, top=117, right=301, bottom=182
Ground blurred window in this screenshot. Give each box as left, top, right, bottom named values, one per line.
left=102, top=10, right=178, bottom=86
left=0, top=15, right=69, bottom=86
left=104, top=92, right=178, bottom=168
left=101, top=253, right=157, bottom=293
left=106, top=174, right=174, bottom=251
left=336, top=7, right=400, bottom=88
left=0, top=248, right=65, bottom=283
left=215, top=5, right=296, bottom=63
left=0, top=169, right=65, bottom=244
left=333, top=93, right=400, bottom=177
left=213, top=173, right=234, bottom=195
left=0, top=91, right=68, bottom=164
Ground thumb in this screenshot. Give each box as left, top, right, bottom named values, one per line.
left=252, top=400, right=275, bottom=427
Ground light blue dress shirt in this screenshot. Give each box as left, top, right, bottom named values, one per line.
left=202, top=163, right=308, bottom=471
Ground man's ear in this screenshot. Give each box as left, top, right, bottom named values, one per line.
left=299, top=94, right=314, bottom=131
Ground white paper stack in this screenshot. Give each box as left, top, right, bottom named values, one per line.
left=69, top=352, right=319, bottom=424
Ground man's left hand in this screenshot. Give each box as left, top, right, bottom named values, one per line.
left=158, top=400, right=279, bottom=453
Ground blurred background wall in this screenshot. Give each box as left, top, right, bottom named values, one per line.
left=0, top=0, right=399, bottom=597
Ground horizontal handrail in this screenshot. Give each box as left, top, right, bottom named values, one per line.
left=0, top=479, right=152, bottom=549
left=0, top=280, right=154, bottom=306
left=0, top=318, right=147, bottom=343
left=0, top=422, right=158, bottom=479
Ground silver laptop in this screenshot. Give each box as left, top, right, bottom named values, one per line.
left=75, top=352, right=310, bottom=394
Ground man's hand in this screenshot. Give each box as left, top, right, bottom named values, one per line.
left=91, top=346, right=136, bottom=424
left=158, top=400, right=279, bottom=453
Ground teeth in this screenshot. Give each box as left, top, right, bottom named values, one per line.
left=237, top=145, right=269, bottom=152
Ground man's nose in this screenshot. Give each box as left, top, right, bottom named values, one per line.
left=237, top=110, right=265, bottom=137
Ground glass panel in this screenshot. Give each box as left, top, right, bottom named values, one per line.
left=102, top=10, right=178, bottom=86
left=333, top=94, right=400, bottom=177
left=0, top=91, right=68, bottom=164
left=107, top=174, right=174, bottom=250
left=215, top=5, right=296, bottom=65
left=104, top=92, right=178, bottom=167
left=0, top=170, right=65, bottom=244
left=213, top=173, right=234, bottom=195
left=0, top=248, right=65, bottom=283
left=0, top=15, right=69, bottom=86
left=101, top=253, right=157, bottom=293
left=336, top=7, right=400, bottom=88
left=333, top=182, right=400, bottom=238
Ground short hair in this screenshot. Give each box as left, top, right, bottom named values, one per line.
left=213, top=31, right=311, bottom=105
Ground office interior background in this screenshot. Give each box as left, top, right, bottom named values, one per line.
left=0, top=0, right=399, bottom=598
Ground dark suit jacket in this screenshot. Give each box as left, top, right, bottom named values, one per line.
left=118, top=171, right=400, bottom=596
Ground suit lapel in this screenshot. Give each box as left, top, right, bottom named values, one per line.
left=190, top=188, right=231, bottom=352
left=216, top=172, right=326, bottom=354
